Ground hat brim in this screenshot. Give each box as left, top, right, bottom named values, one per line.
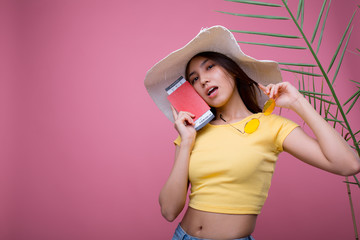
left=144, top=25, right=282, bottom=122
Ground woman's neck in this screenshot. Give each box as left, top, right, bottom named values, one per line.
left=214, top=89, right=253, bottom=123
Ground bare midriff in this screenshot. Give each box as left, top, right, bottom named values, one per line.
left=180, top=207, right=257, bottom=240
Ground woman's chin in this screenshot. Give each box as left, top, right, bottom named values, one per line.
left=208, top=101, right=227, bottom=109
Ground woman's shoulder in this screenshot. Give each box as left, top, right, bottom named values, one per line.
left=264, top=113, right=291, bottom=122
left=262, top=113, right=299, bottom=129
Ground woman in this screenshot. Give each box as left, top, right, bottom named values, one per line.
left=144, top=26, right=360, bottom=240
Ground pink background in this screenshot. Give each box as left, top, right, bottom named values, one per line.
left=1, top=0, right=360, bottom=239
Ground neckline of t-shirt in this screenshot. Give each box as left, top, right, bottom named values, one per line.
left=207, top=112, right=264, bottom=127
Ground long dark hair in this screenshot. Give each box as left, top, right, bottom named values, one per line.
left=185, top=51, right=262, bottom=114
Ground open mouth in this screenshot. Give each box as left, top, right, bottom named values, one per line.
left=207, top=87, right=218, bottom=96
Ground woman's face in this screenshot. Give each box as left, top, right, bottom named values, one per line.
left=187, top=56, right=237, bottom=108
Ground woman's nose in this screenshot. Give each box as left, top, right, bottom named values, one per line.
left=200, top=76, right=209, bottom=86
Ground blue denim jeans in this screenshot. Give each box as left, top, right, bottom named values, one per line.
left=171, top=224, right=255, bottom=240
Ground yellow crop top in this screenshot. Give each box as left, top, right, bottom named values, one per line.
left=174, top=113, right=299, bottom=214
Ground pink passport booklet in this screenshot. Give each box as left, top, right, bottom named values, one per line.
left=166, top=76, right=214, bottom=131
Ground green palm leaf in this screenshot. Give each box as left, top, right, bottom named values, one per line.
left=354, top=129, right=360, bottom=137
left=332, top=27, right=353, bottom=84
left=280, top=68, right=322, bottom=77
left=238, top=41, right=306, bottom=49
left=353, top=49, right=360, bottom=56
left=298, top=90, right=330, bottom=96
left=324, top=118, right=343, bottom=123
left=354, top=176, right=360, bottom=188
left=327, top=111, right=347, bottom=129
left=327, top=10, right=356, bottom=73
left=230, top=30, right=300, bottom=38
left=344, top=181, right=358, bottom=185
left=279, top=62, right=316, bottom=67
left=225, top=0, right=282, bottom=7
left=344, top=177, right=360, bottom=188
left=349, top=80, right=360, bottom=85
left=301, top=0, right=304, bottom=29
left=312, top=75, right=317, bottom=110
left=297, top=0, right=303, bottom=20
left=217, top=11, right=290, bottom=20
left=346, top=93, right=360, bottom=114
left=317, top=0, right=331, bottom=54
left=345, top=130, right=360, bottom=141
left=343, top=89, right=360, bottom=106
left=319, top=80, right=324, bottom=115
left=300, top=93, right=336, bottom=105
left=302, top=73, right=306, bottom=99
left=311, top=0, right=327, bottom=43
left=333, top=108, right=340, bottom=128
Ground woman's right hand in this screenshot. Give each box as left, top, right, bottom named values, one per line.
left=171, top=106, right=197, bottom=147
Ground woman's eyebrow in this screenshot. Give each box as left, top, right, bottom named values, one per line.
left=188, top=59, right=209, bottom=78
left=200, top=59, right=209, bottom=68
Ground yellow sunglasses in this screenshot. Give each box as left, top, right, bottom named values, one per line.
left=220, top=98, right=275, bottom=134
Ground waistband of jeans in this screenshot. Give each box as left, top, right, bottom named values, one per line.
left=176, top=224, right=254, bottom=240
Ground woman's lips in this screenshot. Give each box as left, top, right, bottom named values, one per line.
left=207, top=87, right=218, bottom=98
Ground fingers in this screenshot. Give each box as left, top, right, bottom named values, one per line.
left=171, top=105, right=178, bottom=119
left=261, top=82, right=287, bottom=99
left=177, top=111, right=196, bottom=125
left=171, top=106, right=196, bottom=126
left=259, top=83, right=272, bottom=97
left=270, top=84, right=279, bottom=99
left=261, top=82, right=302, bottom=109
left=258, top=83, right=267, bottom=93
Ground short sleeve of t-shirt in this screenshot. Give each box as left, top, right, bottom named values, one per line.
left=269, top=114, right=299, bottom=152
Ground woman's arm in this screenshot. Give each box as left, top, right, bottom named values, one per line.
left=159, top=107, right=196, bottom=222
left=260, top=82, right=360, bottom=176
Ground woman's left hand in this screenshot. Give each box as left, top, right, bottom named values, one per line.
left=259, top=82, right=302, bottom=109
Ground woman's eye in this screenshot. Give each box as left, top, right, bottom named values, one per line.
left=191, top=77, right=199, bottom=85
left=207, top=64, right=214, bottom=70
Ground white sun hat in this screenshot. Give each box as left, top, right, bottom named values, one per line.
left=144, top=25, right=282, bottom=122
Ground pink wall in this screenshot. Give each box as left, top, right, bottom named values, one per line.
left=1, top=0, right=359, bottom=239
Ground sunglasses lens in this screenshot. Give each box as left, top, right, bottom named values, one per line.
left=263, top=99, right=275, bottom=116
left=244, top=118, right=260, bottom=134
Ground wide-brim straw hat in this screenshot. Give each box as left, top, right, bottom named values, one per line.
left=144, top=25, right=282, bottom=122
